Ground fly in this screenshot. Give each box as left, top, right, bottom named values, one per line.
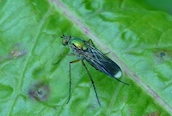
left=59, top=34, right=129, bottom=106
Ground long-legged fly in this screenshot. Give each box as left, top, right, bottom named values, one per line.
left=57, top=35, right=129, bottom=106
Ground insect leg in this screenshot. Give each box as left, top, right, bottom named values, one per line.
left=87, top=39, right=110, bottom=55
left=66, top=59, right=80, bottom=104
left=115, top=78, right=130, bottom=85
left=52, top=53, right=75, bottom=65
left=87, top=39, right=95, bottom=47
left=81, top=60, right=101, bottom=106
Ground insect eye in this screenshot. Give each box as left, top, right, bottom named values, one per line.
left=62, top=40, right=68, bottom=46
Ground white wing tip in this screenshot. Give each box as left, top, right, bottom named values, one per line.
left=114, top=71, right=122, bottom=78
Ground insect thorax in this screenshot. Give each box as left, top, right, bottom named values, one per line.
left=69, top=44, right=85, bottom=60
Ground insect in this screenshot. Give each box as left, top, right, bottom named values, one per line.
left=59, top=34, right=129, bottom=106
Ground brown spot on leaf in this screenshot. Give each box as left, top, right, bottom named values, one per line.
left=28, top=81, right=50, bottom=101
left=0, top=43, right=27, bottom=63
left=153, top=49, right=172, bottom=63
left=147, top=111, right=160, bottom=116
left=10, top=43, right=26, bottom=58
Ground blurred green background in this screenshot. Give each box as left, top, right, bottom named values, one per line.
left=137, top=0, right=172, bottom=14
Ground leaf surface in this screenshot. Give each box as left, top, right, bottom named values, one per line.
left=0, top=0, right=172, bottom=115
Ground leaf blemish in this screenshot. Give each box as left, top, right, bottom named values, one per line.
left=6, top=43, right=27, bottom=59
left=28, top=82, right=50, bottom=101
left=153, top=50, right=171, bottom=63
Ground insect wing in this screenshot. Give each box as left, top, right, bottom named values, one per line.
left=84, top=45, right=122, bottom=78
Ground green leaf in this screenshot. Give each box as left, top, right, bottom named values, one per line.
left=0, top=0, right=172, bottom=115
